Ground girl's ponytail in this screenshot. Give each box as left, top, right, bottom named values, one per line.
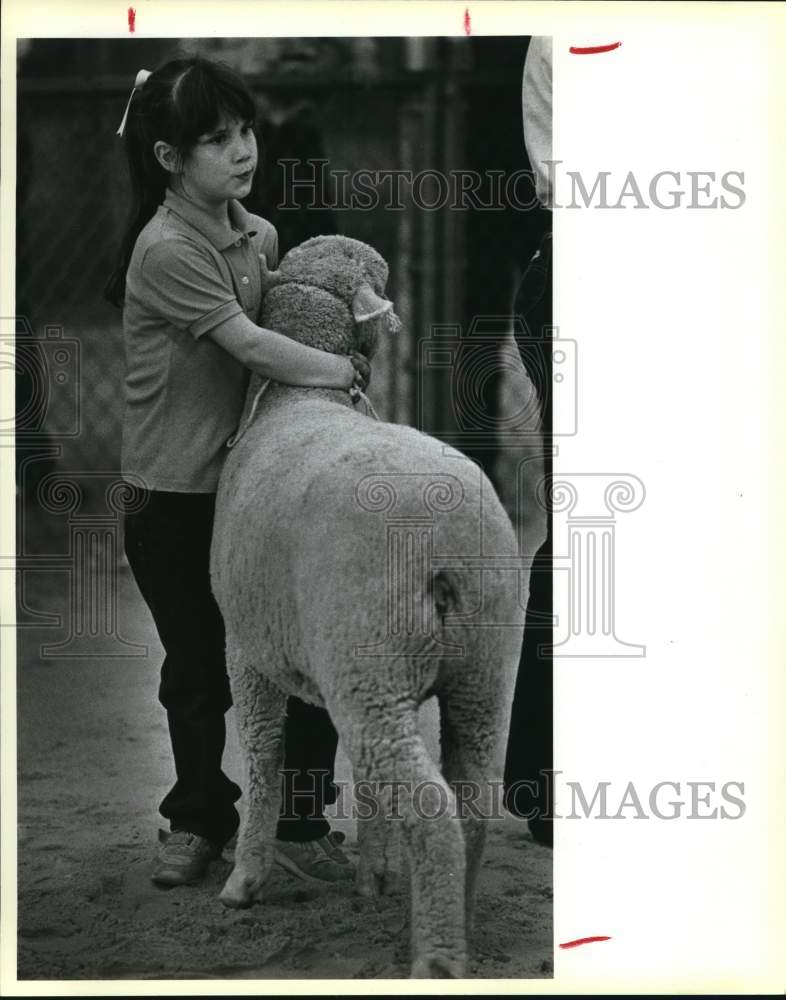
left=104, top=56, right=258, bottom=308
left=104, top=110, right=169, bottom=307
left=104, top=63, right=179, bottom=307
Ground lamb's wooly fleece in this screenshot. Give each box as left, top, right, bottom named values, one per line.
left=210, top=236, right=527, bottom=979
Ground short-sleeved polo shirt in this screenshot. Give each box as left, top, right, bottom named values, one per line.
left=122, top=187, right=278, bottom=492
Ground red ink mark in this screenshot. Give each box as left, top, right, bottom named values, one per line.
left=464, top=8, right=471, bottom=36
left=128, top=7, right=136, bottom=33
left=559, top=935, right=612, bottom=949
left=570, top=42, right=621, bottom=55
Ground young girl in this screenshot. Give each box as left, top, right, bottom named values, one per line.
left=106, top=56, right=369, bottom=887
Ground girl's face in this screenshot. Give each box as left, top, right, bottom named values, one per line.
left=179, top=113, right=257, bottom=206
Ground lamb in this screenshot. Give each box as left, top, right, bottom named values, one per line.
left=210, top=235, right=527, bottom=978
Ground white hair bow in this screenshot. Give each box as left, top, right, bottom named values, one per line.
left=116, top=69, right=151, bottom=137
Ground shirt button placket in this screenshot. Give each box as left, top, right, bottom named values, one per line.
left=240, top=239, right=258, bottom=317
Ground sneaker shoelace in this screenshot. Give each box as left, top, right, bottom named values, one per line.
left=320, top=833, right=350, bottom=863
left=165, top=832, right=212, bottom=855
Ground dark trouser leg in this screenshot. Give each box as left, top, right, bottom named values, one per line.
left=505, top=227, right=554, bottom=847
left=124, top=490, right=241, bottom=847
left=125, top=491, right=341, bottom=848
left=276, top=696, right=340, bottom=843
left=504, top=535, right=553, bottom=844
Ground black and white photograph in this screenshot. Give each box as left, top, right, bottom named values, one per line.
left=10, top=25, right=552, bottom=983
left=2, top=1, right=785, bottom=994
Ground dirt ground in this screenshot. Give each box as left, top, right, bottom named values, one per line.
left=15, top=566, right=553, bottom=982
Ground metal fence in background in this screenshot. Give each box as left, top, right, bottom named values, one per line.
left=16, top=38, right=425, bottom=481
left=12, top=36, right=542, bottom=654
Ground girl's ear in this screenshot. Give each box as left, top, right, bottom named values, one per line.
left=153, top=140, right=182, bottom=175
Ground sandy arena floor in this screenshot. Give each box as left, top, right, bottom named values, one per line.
left=15, top=566, right=553, bottom=982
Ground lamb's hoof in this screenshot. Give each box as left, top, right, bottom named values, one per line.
left=411, top=955, right=466, bottom=979
left=219, top=870, right=265, bottom=909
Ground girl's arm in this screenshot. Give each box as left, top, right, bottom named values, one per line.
left=208, top=311, right=358, bottom=389
left=133, top=238, right=364, bottom=389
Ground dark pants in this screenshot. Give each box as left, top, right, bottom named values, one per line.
left=504, top=227, right=553, bottom=847
left=123, top=489, right=338, bottom=848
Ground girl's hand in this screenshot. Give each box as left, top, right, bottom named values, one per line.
left=349, top=351, right=371, bottom=393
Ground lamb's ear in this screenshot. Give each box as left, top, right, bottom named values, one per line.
left=259, top=254, right=283, bottom=293
left=352, top=283, right=393, bottom=323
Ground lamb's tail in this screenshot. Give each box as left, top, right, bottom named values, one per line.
left=430, top=570, right=460, bottom=618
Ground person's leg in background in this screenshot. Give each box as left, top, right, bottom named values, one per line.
left=277, top=696, right=339, bottom=843
left=505, top=228, right=554, bottom=848
left=273, top=696, right=353, bottom=883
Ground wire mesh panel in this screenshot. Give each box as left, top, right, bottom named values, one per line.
left=13, top=37, right=537, bottom=654
left=15, top=38, right=437, bottom=483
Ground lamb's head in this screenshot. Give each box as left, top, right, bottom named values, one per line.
left=259, top=235, right=400, bottom=359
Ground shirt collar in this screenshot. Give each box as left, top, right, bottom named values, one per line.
left=162, top=187, right=258, bottom=251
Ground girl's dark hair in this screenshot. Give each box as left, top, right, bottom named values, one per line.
left=105, top=55, right=257, bottom=307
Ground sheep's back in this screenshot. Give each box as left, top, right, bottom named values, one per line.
left=211, top=399, right=522, bottom=699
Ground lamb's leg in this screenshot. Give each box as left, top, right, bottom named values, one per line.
left=220, top=654, right=286, bottom=908
left=438, top=660, right=517, bottom=944
left=333, top=700, right=467, bottom=978
left=436, top=688, right=492, bottom=941
left=404, top=766, right=467, bottom=980
left=356, top=782, right=400, bottom=897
